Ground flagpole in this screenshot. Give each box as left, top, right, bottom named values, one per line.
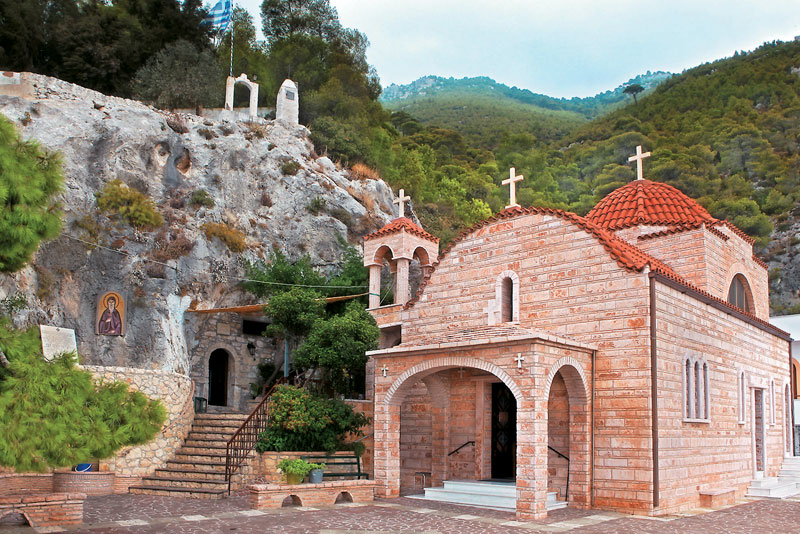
left=229, top=6, right=234, bottom=76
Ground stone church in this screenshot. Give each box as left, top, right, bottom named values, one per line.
left=363, top=152, right=794, bottom=520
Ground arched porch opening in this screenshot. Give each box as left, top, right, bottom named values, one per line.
left=545, top=360, right=591, bottom=509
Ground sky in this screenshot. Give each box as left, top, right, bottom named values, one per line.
left=234, top=0, right=800, bottom=98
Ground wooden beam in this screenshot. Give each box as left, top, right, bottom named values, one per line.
left=186, top=293, right=368, bottom=315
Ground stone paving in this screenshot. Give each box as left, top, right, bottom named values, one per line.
left=4, top=494, right=800, bottom=533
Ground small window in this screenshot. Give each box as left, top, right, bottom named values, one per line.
left=683, top=356, right=710, bottom=422
left=285, top=90, right=295, bottom=100
left=501, top=277, right=514, bottom=322
left=242, top=319, right=269, bottom=336
left=727, top=274, right=752, bottom=313
left=492, top=270, right=519, bottom=325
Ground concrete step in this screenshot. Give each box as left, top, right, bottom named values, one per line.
left=179, top=445, right=228, bottom=456
left=173, top=452, right=226, bottom=463
left=747, top=477, right=800, bottom=498
left=153, top=468, right=227, bottom=481
left=167, top=458, right=226, bottom=470
left=184, top=439, right=230, bottom=449
left=188, top=431, right=235, bottom=441
left=547, top=491, right=568, bottom=510
left=442, top=480, right=517, bottom=497
left=139, top=475, right=229, bottom=490
left=191, top=423, right=241, bottom=433
left=129, top=485, right=225, bottom=499
left=194, top=412, right=248, bottom=421
left=778, top=469, right=800, bottom=478
left=422, top=487, right=516, bottom=510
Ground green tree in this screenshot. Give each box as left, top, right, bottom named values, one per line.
left=132, top=40, right=225, bottom=110
left=623, top=83, right=644, bottom=104
left=0, top=115, right=63, bottom=273
left=260, top=0, right=342, bottom=43
left=294, top=302, right=378, bottom=396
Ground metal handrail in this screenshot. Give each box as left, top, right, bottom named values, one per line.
left=548, top=445, right=570, bottom=502
left=225, top=379, right=285, bottom=494
left=448, top=440, right=475, bottom=456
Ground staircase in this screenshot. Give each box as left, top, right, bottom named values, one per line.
left=411, top=480, right=566, bottom=511
left=746, top=457, right=800, bottom=499
left=129, top=410, right=248, bottom=499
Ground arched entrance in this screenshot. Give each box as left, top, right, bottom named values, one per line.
left=208, top=349, right=230, bottom=406
left=544, top=359, right=591, bottom=509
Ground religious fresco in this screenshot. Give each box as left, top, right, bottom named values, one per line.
left=96, top=291, right=125, bottom=336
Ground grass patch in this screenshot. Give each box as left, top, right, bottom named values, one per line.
left=202, top=222, right=247, bottom=253
left=96, top=180, right=163, bottom=230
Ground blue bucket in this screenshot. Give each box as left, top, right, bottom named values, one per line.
left=75, top=463, right=92, bottom=472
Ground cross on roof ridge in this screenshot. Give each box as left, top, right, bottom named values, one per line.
left=393, top=188, right=411, bottom=218
left=502, top=167, right=524, bottom=208
left=628, top=145, right=651, bottom=181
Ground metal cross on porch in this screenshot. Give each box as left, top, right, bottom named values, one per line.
left=502, top=167, right=524, bottom=208
left=393, top=189, right=411, bottom=218
left=628, top=145, right=651, bottom=181
left=514, top=353, right=525, bottom=369
left=381, top=364, right=389, bottom=377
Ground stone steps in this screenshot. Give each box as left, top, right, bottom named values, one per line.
left=746, top=476, right=800, bottom=498
left=129, top=410, right=247, bottom=499
left=411, top=480, right=566, bottom=512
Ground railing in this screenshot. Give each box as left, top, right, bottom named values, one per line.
left=225, top=379, right=285, bottom=494
left=448, top=440, right=475, bottom=456
left=548, top=445, right=570, bottom=501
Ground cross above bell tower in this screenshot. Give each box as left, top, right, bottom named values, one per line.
left=628, top=145, right=651, bottom=181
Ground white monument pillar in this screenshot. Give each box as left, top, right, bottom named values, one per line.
left=276, top=79, right=299, bottom=125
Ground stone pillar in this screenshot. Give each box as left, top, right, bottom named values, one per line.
left=430, top=405, right=449, bottom=486
left=394, top=258, right=410, bottom=305
left=516, top=406, right=548, bottom=520
left=369, top=265, right=381, bottom=309
left=224, top=76, right=235, bottom=110
left=373, top=403, right=401, bottom=498
left=276, top=79, right=299, bottom=125
left=248, top=81, right=259, bottom=119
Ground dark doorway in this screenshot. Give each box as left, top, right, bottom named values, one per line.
left=208, top=349, right=229, bottom=406
left=754, top=389, right=765, bottom=473
left=491, top=382, right=517, bottom=479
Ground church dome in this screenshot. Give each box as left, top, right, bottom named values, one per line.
left=585, top=179, right=716, bottom=230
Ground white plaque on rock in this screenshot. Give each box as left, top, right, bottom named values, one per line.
left=39, top=325, right=77, bottom=361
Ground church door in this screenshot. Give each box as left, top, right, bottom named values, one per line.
left=753, top=389, right=765, bottom=474
left=208, top=349, right=229, bottom=406
left=491, top=382, right=517, bottom=479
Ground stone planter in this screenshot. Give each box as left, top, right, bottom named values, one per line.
left=53, top=470, right=115, bottom=496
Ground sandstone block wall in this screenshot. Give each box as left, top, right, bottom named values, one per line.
left=653, top=281, right=790, bottom=514
left=83, top=366, right=194, bottom=477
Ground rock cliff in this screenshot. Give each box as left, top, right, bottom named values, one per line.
left=0, top=73, right=397, bottom=373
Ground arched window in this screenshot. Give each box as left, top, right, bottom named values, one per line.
left=492, top=270, right=519, bottom=324
left=737, top=370, right=746, bottom=424
left=683, top=356, right=710, bottom=422
left=727, top=274, right=752, bottom=313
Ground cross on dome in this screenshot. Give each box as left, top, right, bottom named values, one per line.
left=393, top=189, right=411, bottom=218
left=628, top=145, right=651, bottom=181
left=502, top=167, right=524, bottom=208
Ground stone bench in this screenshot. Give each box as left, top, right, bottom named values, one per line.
left=248, top=480, right=375, bottom=509
left=699, top=487, right=736, bottom=508
left=0, top=492, right=85, bottom=529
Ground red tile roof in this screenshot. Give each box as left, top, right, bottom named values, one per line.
left=364, top=217, right=439, bottom=243
left=585, top=179, right=716, bottom=230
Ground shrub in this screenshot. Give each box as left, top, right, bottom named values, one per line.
left=255, top=385, right=370, bottom=453
left=307, top=196, right=326, bottom=215
left=190, top=189, right=215, bottom=208
left=277, top=458, right=324, bottom=480
left=96, top=179, right=163, bottom=229
left=201, top=222, right=247, bottom=253
left=166, top=114, right=188, bottom=134
left=261, top=192, right=273, bottom=207
left=349, top=163, right=380, bottom=181
left=282, top=160, right=301, bottom=175
left=197, top=127, right=216, bottom=140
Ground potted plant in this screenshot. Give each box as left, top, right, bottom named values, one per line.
left=277, top=458, right=324, bottom=485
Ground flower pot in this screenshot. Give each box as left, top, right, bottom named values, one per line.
left=308, top=468, right=323, bottom=484
left=285, top=472, right=304, bottom=485
left=74, top=463, right=93, bottom=472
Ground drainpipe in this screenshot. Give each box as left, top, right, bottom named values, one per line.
left=649, top=272, right=660, bottom=509
left=591, top=348, right=596, bottom=508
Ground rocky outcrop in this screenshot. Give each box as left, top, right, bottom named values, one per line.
left=0, top=73, right=397, bottom=373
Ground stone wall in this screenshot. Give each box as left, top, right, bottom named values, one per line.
left=0, top=493, right=85, bottom=529
left=0, top=474, right=53, bottom=495
left=399, top=383, right=432, bottom=492
left=653, top=281, right=790, bottom=514
left=188, top=312, right=279, bottom=412
left=83, top=366, right=194, bottom=478
left=248, top=480, right=375, bottom=509
left=252, top=451, right=367, bottom=483
left=547, top=373, right=569, bottom=499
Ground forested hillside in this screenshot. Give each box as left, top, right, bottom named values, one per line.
left=380, top=73, right=670, bottom=149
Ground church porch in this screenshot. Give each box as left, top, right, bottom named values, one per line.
left=369, top=329, right=595, bottom=520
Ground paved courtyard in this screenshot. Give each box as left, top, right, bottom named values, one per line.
left=4, top=494, right=800, bottom=534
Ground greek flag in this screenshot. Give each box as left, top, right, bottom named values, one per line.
left=203, top=0, right=232, bottom=32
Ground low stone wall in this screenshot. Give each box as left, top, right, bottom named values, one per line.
left=0, top=493, right=85, bottom=528
left=53, top=471, right=115, bottom=496
left=248, top=480, right=375, bottom=509
left=253, top=451, right=365, bottom=483
left=83, top=366, right=194, bottom=477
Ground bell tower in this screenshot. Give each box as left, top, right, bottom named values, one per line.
left=363, top=190, right=438, bottom=308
